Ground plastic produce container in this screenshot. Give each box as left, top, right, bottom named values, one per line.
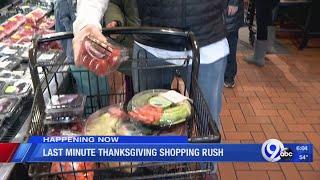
left=77, top=35, right=129, bottom=76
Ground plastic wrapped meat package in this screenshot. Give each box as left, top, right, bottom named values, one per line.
left=0, top=96, right=21, bottom=126
left=38, top=16, right=55, bottom=30
left=0, top=14, right=26, bottom=36
left=0, top=68, right=21, bottom=79
left=45, top=94, right=86, bottom=124
left=2, top=79, right=32, bottom=98
left=0, top=46, right=19, bottom=56
left=77, top=35, right=128, bottom=76
left=0, top=56, right=20, bottom=70
left=37, top=52, right=57, bottom=63
left=25, top=8, right=46, bottom=27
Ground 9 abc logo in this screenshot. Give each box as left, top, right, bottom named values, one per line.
left=261, top=139, right=293, bottom=162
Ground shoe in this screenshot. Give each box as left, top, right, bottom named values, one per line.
left=244, top=40, right=267, bottom=67
left=224, top=78, right=235, bottom=88
left=267, top=26, right=276, bottom=54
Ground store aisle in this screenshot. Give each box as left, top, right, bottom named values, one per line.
left=217, top=39, right=320, bottom=180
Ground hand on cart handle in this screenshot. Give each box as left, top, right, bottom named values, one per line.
left=72, top=24, right=107, bottom=66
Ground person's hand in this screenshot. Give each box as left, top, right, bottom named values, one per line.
left=228, top=5, right=239, bottom=16
left=72, top=24, right=106, bottom=66
left=106, top=21, right=118, bottom=28
left=106, top=20, right=119, bottom=39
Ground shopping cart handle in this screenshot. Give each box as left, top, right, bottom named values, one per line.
left=188, top=135, right=221, bottom=143
left=37, top=27, right=192, bottom=44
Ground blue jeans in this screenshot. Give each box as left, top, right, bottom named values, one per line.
left=54, top=0, right=76, bottom=63
left=225, top=30, right=239, bottom=81
left=70, top=66, right=109, bottom=114
left=132, top=43, right=227, bottom=126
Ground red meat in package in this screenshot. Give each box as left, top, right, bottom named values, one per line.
left=0, top=14, right=26, bottom=36
left=77, top=35, right=128, bottom=76
left=38, top=16, right=55, bottom=30
left=51, top=162, right=95, bottom=180
left=25, top=8, right=47, bottom=27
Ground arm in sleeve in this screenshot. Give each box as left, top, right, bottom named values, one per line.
left=104, top=0, right=125, bottom=26
left=73, top=0, right=109, bottom=34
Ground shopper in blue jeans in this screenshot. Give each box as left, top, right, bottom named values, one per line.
left=224, top=0, right=244, bottom=88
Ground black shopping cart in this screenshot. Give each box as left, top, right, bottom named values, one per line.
left=27, top=27, right=221, bottom=179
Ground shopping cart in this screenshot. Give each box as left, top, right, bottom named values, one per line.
left=27, top=27, right=221, bottom=179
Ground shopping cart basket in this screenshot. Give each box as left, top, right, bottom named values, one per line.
left=27, top=27, right=221, bottom=179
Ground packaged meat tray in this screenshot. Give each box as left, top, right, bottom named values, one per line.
left=2, top=79, right=32, bottom=98
left=0, top=56, right=20, bottom=70
left=0, top=14, right=26, bottom=36
left=0, top=68, right=21, bottom=79
left=0, top=96, right=21, bottom=125
left=77, top=35, right=128, bottom=76
left=45, top=94, right=86, bottom=125
left=128, top=89, right=192, bottom=127
left=0, top=46, right=19, bottom=56
left=38, top=16, right=55, bottom=30
left=37, top=51, right=57, bottom=63
left=25, top=8, right=47, bottom=27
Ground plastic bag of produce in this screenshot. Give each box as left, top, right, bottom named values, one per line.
left=77, top=35, right=128, bottom=76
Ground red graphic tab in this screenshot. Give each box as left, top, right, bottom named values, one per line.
left=0, top=143, right=20, bottom=162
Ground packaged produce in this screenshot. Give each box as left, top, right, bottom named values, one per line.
left=45, top=94, right=86, bottom=124
left=51, top=162, right=95, bottom=180
left=128, top=90, right=192, bottom=127
left=84, top=105, right=127, bottom=136
left=0, top=56, right=20, bottom=70
left=2, top=79, right=32, bottom=97
left=77, top=35, right=128, bottom=76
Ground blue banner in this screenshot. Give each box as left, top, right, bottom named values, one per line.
left=28, top=136, right=189, bottom=144
left=12, top=143, right=313, bottom=163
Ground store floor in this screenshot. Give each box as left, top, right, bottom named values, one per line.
left=217, top=37, right=320, bottom=180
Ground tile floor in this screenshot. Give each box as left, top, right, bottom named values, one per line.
left=217, top=39, right=320, bottom=180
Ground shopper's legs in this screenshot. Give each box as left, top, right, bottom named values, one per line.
left=225, top=31, right=239, bottom=87
left=70, top=66, right=109, bottom=113
left=198, top=57, right=227, bottom=128
left=244, top=0, right=268, bottom=66
left=132, top=43, right=176, bottom=93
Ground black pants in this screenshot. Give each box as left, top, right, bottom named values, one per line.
left=225, top=30, right=239, bottom=81
left=256, top=0, right=279, bottom=40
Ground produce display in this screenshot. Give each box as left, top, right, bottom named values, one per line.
left=51, top=162, right=95, bottom=180
left=78, top=35, right=128, bottom=76
left=45, top=94, right=86, bottom=124
left=128, top=90, right=192, bottom=127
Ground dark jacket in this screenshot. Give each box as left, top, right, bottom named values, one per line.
left=225, top=0, right=244, bottom=33
left=135, top=0, right=226, bottom=51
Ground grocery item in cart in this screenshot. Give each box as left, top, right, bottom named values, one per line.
left=84, top=105, right=127, bottom=136
left=78, top=35, right=128, bottom=76
left=37, top=51, right=57, bottom=63
left=128, top=90, right=192, bottom=127
left=47, top=122, right=84, bottom=136
left=45, top=94, right=86, bottom=124
left=51, top=162, right=95, bottom=180
left=2, top=79, right=32, bottom=97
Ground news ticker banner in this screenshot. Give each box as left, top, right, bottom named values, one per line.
left=0, top=137, right=313, bottom=163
